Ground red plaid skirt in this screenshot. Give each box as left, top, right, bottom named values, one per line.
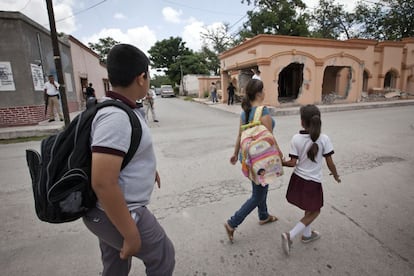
left=286, top=173, right=323, bottom=211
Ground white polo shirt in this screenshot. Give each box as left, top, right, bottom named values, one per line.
left=289, top=131, right=334, bottom=183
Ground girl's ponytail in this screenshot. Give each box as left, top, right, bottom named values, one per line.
left=300, top=105, right=321, bottom=162
left=241, top=97, right=252, bottom=124
left=307, top=114, right=321, bottom=162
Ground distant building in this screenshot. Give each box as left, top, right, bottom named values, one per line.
left=0, top=11, right=76, bottom=127
left=0, top=11, right=109, bottom=127
left=219, top=34, right=414, bottom=106
left=65, top=35, right=109, bottom=110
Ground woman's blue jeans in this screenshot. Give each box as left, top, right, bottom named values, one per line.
left=227, top=182, right=270, bottom=228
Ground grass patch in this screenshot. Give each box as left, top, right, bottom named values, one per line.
left=183, top=96, right=195, bottom=101
left=0, top=135, right=48, bottom=144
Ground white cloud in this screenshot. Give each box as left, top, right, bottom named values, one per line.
left=181, top=18, right=204, bottom=51
left=304, top=0, right=357, bottom=11
left=114, top=13, right=126, bottom=20
left=82, top=26, right=157, bottom=55
left=0, top=0, right=76, bottom=33
left=182, top=19, right=229, bottom=52
left=54, top=1, right=76, bottom=33
left=162, top=7, right=182, bottom=24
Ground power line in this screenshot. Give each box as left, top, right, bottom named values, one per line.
left=19, top=0, right=31, bottom=11
left=42, top=0, right=108, bottom=26
left=162, top=0, right=245, bottom=16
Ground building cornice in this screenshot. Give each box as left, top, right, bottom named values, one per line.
left=220, top=34, right=371, bottom=59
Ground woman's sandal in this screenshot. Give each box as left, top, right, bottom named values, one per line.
left=224, top=222, right=234, bottom=243
left=259, top=215, right=278, bottom=225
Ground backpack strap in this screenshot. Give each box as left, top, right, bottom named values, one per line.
left=252, top=106, right=264, bottom=123
left=95, top=100, right=142, bottom=170
left=240, top=106, right=265, bottom=131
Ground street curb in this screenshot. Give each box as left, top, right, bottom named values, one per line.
left=1, top=99, right=414, bottom=140
left=271, top=100, right=414, bottom=116
left=0, top=127, right=62, bottom=140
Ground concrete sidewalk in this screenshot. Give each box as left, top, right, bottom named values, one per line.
left=196, top=98, right=414, bottom=116
left=1, top=99, right=414, bottom=140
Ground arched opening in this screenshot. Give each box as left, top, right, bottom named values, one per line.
left=322, top=66, right=351, bottom=103
left=384, top=70, right=397, bottom=89
left=407, top=75, right=414, bottom=93
left=363, top=70, right=369, bottom=92
left=278, top=63, right=304, bottom=103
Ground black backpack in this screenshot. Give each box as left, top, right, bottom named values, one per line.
left=25, top=100, right=142, bottom=223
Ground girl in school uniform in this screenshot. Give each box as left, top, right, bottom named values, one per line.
left=281, top=104, right=341, bottom=256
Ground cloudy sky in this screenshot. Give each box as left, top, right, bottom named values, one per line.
left=0, top=0, right=358, bottom=54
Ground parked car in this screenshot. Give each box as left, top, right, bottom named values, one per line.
left=154, top=87, right=162, bottom=95
left=160, top=85, right=175, bottom=98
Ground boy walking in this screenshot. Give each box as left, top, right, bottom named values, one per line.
left=82, top=44, right=175, bottom=275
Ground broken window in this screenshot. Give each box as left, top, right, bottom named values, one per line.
left=363, top=70, right=369, bottom=92
left=322, top=66, right=351, bottom=103
left=384, top=70, right=397, bottom=89
left=278, top=63, right=304, bottom=103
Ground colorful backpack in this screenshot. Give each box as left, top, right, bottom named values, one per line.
left=240, top=106, right=283, bottom=186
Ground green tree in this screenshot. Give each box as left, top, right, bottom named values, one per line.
left=310, top=0, right=356, bottom=39
left=148, top=37, right=191, bottom=83
left=200, top=23, right=234, bottom=75
left=169, top=53, right=210, bottom=84
left=88, top=37, right=120, bottom=63
left=148, top=37, right=191, bottom=69
left=199, top=46, right=220, bottom=75
left=355, top=0, right=414, bottom=40
left=201, top=23, right=233, bottom=53
left=150, top=74, right=171, bottom=88
left=239, top=0, right=310, bottom=38
left=148, top=37, right=209, bottom=84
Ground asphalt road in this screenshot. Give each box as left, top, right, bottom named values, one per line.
left=0, top=98, right=413, bottom=275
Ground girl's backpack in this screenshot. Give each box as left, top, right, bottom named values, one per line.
left=240, top=106, right=283, bottom=186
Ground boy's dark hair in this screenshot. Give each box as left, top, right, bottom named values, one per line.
left=107, top=44, right=149, bottom=87
left=300, top=105, right=321, bottom=162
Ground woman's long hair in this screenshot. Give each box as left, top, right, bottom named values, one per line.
left=300, top=105, right=321, bottom=162
left=241, top=79, right=263, bottom=123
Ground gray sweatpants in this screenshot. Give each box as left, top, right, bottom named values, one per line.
left=83, top=206, right=175, bottom=276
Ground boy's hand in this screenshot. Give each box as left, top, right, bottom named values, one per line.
left=120, top=235, right=141, bottom=260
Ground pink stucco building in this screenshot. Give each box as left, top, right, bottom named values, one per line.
left=219, top=35, right=414, bottom=106
left=66, top=35, right=110, bottom=110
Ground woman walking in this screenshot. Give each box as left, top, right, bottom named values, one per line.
left=224, top=79, right=282, bottom=243
left=281, top=104, right=341, bottom=256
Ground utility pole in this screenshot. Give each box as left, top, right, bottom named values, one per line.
left=46, top=0, right=70, bottom=126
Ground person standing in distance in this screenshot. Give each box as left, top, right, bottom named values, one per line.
left=210, top=82, right=218, bottom=103
left=85, top=83, right=96, bottom=99
left=144, top=88, right=159, bottom=122
left=82, top=44, right=175, bottom=276
left=281, top=104, right=341, bottom=256
left=227, top=82, right=235, bottom=105
left=44, top=75, right=63, bottom=122
left=252, top=68, right=261, bottom=80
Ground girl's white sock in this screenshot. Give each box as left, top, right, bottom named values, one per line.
left=303, top=225, right=312, bottom=238
left=289, top=222, right=306, bottom=239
